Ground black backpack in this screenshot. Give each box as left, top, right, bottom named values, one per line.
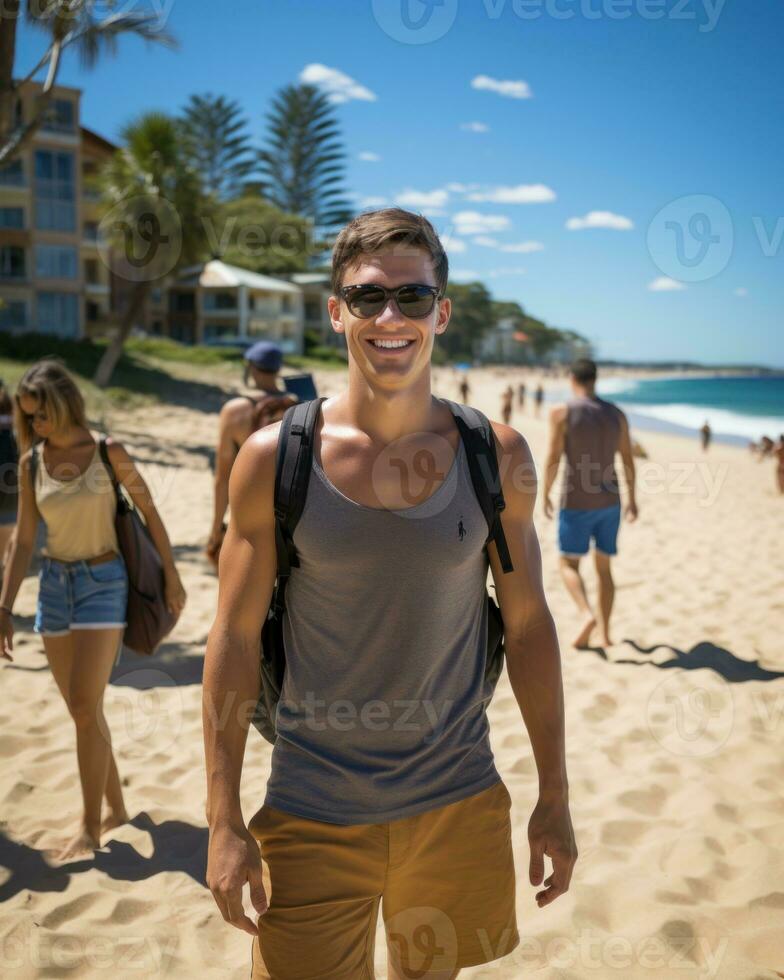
left=251, top=396, right=515, bottom=744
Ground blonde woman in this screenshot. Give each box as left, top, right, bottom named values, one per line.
left=0, top=378, right=19, bottom=582
left=0, top=359, right=187, bottom=861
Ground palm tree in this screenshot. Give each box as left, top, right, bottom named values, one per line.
left=92, top=112, right=211, bottom=388
left=1, top=1, right=176, bottom=165
left=258, top=84, right=353, bottom=234
left=177, top=93, right=255, bottom=202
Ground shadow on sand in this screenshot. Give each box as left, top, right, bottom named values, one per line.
left=0, top=812, right=207, bottom=903
left=582, top=639, right=784, bottom=684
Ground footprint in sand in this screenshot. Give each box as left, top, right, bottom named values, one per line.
left=582, top=693, right=618, bottom=723
left=600, top=819, right=651, bottom=847
left=617, top=784, right=666, bottom=816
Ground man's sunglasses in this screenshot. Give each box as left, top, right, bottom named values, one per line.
left=339, top=283, right=441, bottom=320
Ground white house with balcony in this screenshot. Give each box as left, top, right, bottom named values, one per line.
left=162, top=259, right=305, bottom=353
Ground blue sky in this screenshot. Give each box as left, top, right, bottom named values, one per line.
left=16, top=0, right=784, bottom=366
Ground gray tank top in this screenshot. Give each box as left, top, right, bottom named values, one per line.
left=561, top=396, right=622, bottom=511
left=263, top=408, right=501, bottom=825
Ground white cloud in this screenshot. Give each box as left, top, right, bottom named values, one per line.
left=395, top=188, right=450, bottom=209
left=358, top=151, right=380, bottom=162
left=501, top=241, right=544, bottom=253
left=467, top=184, right=556, bottom=204
left=452, top=211, right=511, bottom=236
left=449, top=268, right=481, bottom=281
left=358, top=195, right=388, bottom=208
left=460, top=121, right=489, bottom=133
left=439, top=235, right=467, bottom=253
left=473, top=236, right=499, bottom=247
left=566, top=211, right=634, bottom=231
left=487, top=267, right=527, bottom=278
left=299, top=64, right=377, bottom=104
left=445, top=182, right=480, bottom=194
left=471, top=75, right=532, bottom=99
left=648, top=277, right=686, bottom=292
left=734, top=287, right=748, bottom=297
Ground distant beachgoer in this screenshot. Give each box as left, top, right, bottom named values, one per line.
left=207, top=342, right=297, bottom=570
left=501, top=385, right=514, bottom=426
left=0, top=359, right=186, bottom=861
left=700, top=421, right=712, bottom=452
left=459, top=374, right=470, bottom=402
left=534, top=383, right=545, bottom=418
left=517, top=382, right=526, bottom=410
left=543, top=358, right=638, bottom=649
left=775, top=435, right=784, bottom=494
left=756, top=436, right=774, bottom=461
left=632, top=440, right=648, bottom=460
left=0, top=379, right=19, bottom=586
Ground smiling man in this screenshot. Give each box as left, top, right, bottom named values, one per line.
left=203, top=208, right=576, bottom=979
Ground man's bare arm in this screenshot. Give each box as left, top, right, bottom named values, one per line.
left=209, top=402, right=242, bottom=547
left=202, top=421, right=280, bottom=934
left=617, top=411, right=638, bottom=521
left=487, top=421, right=577, bottom=908
left=542, top=405, right=566, bottom=519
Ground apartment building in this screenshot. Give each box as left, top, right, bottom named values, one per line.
left=0, top=80, right=118, bottom=339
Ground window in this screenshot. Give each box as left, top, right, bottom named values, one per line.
left=86, top=301, right=100, bottom=322
left=34, top=150, right=75, bottom=231
left=304, top=299, right=321, bottom=322
left=203, top=323, right=239, bottom=340
left=36, top=291, right=79, bottom=337
left=83, top=221, right=99, bottom=242
left=84, top=259, right=99, bottom=284
left=203, top=290, right=237, bottom=311
left=169, top=290, right=195, bottom=313
left=82, top=161, right=100, bottom=200
left=0, top=158, right=24, bottom=186
left=40, top=98, right=76, bottom=134
left=35, top=244, right=78, bottom=280
left=0, top=246, right=26, bottom=279
left=0, top=301, right=27, bottom=329
left=281, top=294, right=292, bottom=313
left=0, top=207, right=24, bottom=229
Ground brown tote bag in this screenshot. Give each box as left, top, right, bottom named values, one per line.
left=99, top=437, right=178, bottom=656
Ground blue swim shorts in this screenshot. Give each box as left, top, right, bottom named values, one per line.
left=558, top=504, right=621, bottom=557
left=34, top=554, right=128, bottom=637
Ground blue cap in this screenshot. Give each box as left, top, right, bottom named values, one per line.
left=244, top=341, right=283, bottom=372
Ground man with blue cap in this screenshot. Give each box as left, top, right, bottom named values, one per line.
left=206, top=341, right=297, bottom=568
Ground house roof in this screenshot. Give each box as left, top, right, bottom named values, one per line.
left=176, top=260, right=302, bottom=294
left=289, top=272, right=331, bottom=286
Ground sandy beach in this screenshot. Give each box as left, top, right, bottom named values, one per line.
left=1, top=364, right=782, bottom=979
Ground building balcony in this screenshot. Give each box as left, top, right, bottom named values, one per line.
left=85, top=281, right=110, bottom=295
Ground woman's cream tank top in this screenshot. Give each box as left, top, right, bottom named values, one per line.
left=34, top=438, right=119, bottom=561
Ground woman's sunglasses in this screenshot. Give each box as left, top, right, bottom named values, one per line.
left=339, top=283, right=441, bottom=320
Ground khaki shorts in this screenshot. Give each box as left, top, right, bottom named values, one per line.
left=248, top=779, right=519, bottom=979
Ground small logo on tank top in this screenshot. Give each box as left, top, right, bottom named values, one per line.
left=457, top=515, right=467, bottom=541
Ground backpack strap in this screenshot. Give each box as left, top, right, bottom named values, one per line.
left=271, top=396, right=327, bottom=611
left=439, top=397, right=514, bottom=574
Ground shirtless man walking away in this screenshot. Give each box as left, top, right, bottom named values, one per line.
left=206, top=341, right=296, bottom=568
left=543, top=358, right=638, bottom=649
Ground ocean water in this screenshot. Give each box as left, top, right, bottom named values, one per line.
left=595, top=375, right=784, bottom=444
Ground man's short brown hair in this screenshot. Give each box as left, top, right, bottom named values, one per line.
left=570, top=358, right=598, bottom=384
left=331, top=208, right=449, bottom=297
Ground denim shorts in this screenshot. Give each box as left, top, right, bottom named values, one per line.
left=559, top=503, right=622, bottom=557
left=34, top=554, right=129, bottom=637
